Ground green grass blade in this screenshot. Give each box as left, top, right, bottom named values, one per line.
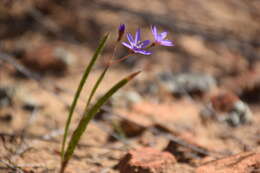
left=61, top=34, right=109, bottom=158
left=61, top=71, right=140, bottom=172
left=85, top=66, right=109, bottom=111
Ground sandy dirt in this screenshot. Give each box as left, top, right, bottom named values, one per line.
left=0, top=0, right=260, bottom=172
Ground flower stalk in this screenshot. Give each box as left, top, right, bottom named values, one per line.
left=60, top=23, right=174, bottom=173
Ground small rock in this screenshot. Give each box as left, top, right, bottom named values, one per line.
left=196, top=152, right=260, bottom=173
left=21, top=43, right=75, bottom=75
left=164, top=139, right=208, bottom=164
left=111, top=90, right=142, bottom=108
left=200, top=91, right=253, bottom=127
left=0, top=112, right=13, bottom=123
left=0, top=87, right=14, bottom=108
left=119, top=119, right=146, bottom=137
left=222, top=69, right=260, bottom=103
left=53, top=47, right=75, bottom=66
left=108, top=118, right=147, bottom=142
left=116, top=147, right=176, bottom=173
left=16, top=88, right=43, bottom=112
left=22, top=98, right=43, bottom=112
left=157, top=72, right=217, bottom=98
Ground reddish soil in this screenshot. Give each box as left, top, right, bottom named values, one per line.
left=0, top=0, right=260, bottom=173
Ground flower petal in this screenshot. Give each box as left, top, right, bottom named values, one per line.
left=138, top=40, right=150, bottom=48
left=160, top=32, right=168, bottom=40
left=135, top=29, right=141, bottom=44
left=160, top=40, right=174, bottom=46
left=118, top=24, right=126, bottom=33
left=133, top=48, right=152, bottom=55
left=151, top=25, right=157, bottom=38
left=127, top=33, right=134, bottom=45
left=117, top=24, right=126, bottom=41
left=122, top=42, right=133, bottom=49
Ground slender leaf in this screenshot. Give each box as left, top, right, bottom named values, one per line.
left=61, top=34, right=109, bottom=158
left=61, top=71, right=140, bottom=172
left=85, top=66, right=109, bottom=111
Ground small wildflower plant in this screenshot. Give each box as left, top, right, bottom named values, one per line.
left=60, top=24, right=174, bottom=173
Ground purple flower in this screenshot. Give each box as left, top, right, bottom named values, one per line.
left=151, top=25, right=174, bottom=47
left=122, top=29, right=151, bottom=55
left=119, top=24, right=125, bottom=32
left=117, top=24, right=125, bottom=41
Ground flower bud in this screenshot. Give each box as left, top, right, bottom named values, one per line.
left=117, top=24, right=125, bottom=42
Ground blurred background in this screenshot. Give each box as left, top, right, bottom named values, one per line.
left=0, top=0, right=260, bottom=172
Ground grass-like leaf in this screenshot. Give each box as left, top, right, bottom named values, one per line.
left=85, top=66, right=109, bottom=110
left=60, top=71, right=140, bottom=173
left=61, top=34, right=109, bottom=158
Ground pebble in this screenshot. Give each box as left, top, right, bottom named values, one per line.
left=0, top=87, right=14, bottom=108
left=158, top=72, right=217, bottom=97
left=116, top=147, right=176, bottom=173
left=200, top=92, right=253, bottom=127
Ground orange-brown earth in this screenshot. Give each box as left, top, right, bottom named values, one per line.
left=0, top=0, right=260, bottom=172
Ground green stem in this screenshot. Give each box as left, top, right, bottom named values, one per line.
left=84, top=42, right=119, bottom=112
left=84, top=66, right=109, bottom=111
left=60, top=71, right=140, bottom=173
left=110, top=53, right=133, bottom=65
left=61, top=34, right=109, bottom=159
